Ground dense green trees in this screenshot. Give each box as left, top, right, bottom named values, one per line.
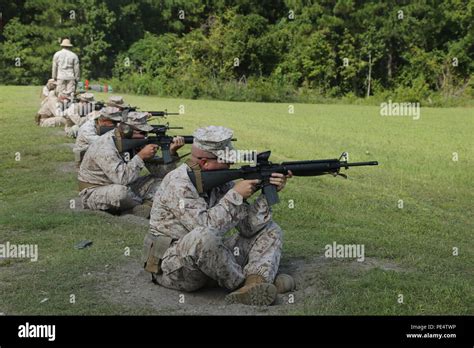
left=0, top=0, right=472, bottom=104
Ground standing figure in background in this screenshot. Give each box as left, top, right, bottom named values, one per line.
left=52, top=38, right=80, bottom=97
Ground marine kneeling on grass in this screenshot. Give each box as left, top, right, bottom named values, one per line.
left=38, top=92, right=71, bottom=128
left=72, top=106, right=123, bottom=167
left=63, top=92, right=97, bottom=138
left=36, top=79, right=58, bottom=125
left=143, top=126, right=295, bottom=306
left=77, top=111, right=185, bottom=218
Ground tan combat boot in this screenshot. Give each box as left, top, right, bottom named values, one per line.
left=225, top=275, right=277, bottom=306
left=274, top=273, right=295, bottom=294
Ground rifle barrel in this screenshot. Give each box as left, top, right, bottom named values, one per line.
left=147, top=111, right=180, bottom=116
left=346, top=161, right=379, bottom=167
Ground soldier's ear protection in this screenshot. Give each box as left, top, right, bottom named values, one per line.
left=118, top=123, right=134, bottom=138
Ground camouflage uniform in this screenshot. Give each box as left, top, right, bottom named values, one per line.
left=146, top=126, right=283, bottom=292
left=72, top=107, right=123, bottom=165
left=39, top=94, right=70, bottom=128
left=64, top=93, right=96, bottom=138
left=52, top=39, right=80, bottom=96
left=37, top=89, right=57, bottom=123
left=77, top=112, right=177, bottom=212
left=41, top=86, right=49, bottom=100
left=73, top=119, right=98, bottom=160
left=40, top=79, right=56, bottom=102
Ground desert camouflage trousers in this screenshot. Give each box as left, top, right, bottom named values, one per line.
left=56, top=79, right=76, bottom=96
left=152, top=221, right=282, bottom=292
left=39, top=116, right=66, bottom=127
left=80, top=175, right=162, bottom=212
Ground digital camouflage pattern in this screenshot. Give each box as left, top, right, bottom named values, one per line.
left=72, top=118, right=101, bottom=161
left=52, top=47, right=80, bottom=95
left=78, top=131, right=176, bottom=211
left=147, top=163, right=283, bottom=291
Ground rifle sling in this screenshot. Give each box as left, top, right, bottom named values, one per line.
left=186, top=159, right=204, bottom=194
left=113, top=128, right=123, bottom=153
left=178, top=152, right=191, bottom=160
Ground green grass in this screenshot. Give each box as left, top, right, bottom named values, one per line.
left=0, top=86, right=472, bottom=315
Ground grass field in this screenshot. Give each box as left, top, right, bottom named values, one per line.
left=0, top=86, right=472, bottom=315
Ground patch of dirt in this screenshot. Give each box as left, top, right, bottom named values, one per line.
left=97, top=257, right=333, bottom=315
left=97, top=255, right=406, bottom=315
left=349, top=257, right=407, bottom=273
left=69, top=198, right=407, bottom=314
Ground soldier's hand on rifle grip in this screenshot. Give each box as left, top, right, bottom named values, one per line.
left=138, top=144, right=158, bottom=161
left=170, top=136, right=185, bottom=155
left=270, top=171, right=293, bottom=192
left=233, top=179, right=261, bottom=199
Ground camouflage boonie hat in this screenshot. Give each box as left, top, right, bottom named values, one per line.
left=93, top=106, right=124, bottom=121
left=107, top=96, right=129, bottom=108
left=123, top=111, right=153, bottom=132
left=78, top=93, right=95, bottom=102
left=193, top=126, right=235, bottom=162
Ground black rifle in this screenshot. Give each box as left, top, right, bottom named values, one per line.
left=114, top=123, right=192, bottom=163
left=187, top=151, right=378, bottom=205
left=94, top=101, right=106, bottom=111
left=93, top=102, right=179, bottom=116
left=116, top=135, right=194, bottom=164
left=97, top=124, right=182, bottom=136
left=123, top=106, right=179, bottom=117
left=114, top=124, right=237, bottom=164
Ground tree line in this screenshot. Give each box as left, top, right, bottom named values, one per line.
left=0, top=0, right=472, bottom=105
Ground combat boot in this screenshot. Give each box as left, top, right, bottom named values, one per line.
left=225, top=275, right=277, bottom=306
left=274, top=273, right=295, bottom=294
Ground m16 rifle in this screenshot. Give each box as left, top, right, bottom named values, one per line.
left=187, top=151, right=378, bottom=205
left=112, top=123, right=193, bottom=164
left=122, top=107, right=179, bottom=117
